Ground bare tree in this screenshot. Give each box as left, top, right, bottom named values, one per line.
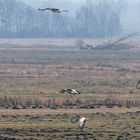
left=75, top=0, right=122, bottom=38
left=0, top=0, right=126, bottom=38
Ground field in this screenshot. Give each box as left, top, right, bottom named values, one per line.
left=0, top=108, right=139, bottom=140
left=0, top=38, right=140, bottom=139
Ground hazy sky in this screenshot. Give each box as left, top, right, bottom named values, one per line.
left=21, top=0, right=85, bottom=8
left=21, top=0, right=140, bottom=33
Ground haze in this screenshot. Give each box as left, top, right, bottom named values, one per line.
left=0, top=0, right=140, bottom=38
left=22, top=0, right=140, bottom=34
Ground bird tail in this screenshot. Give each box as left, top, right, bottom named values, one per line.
left=38, top=8, right=50, bottom=11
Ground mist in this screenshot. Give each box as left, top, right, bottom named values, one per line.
left=0, top=0, right=139, bottom=38
left=22, top=0, right=140, bottom=34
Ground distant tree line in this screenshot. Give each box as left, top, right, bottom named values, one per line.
left=0, top=0, right=123, bottom=38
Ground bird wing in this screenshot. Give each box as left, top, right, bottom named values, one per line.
left=38, top=8, right=53, bottom=11
left=79, top=117, right=86, bottom=123
left=72, top=89, right=81, bottom=94
left=66, top=89, right=72, bottom=92
left=78, top=117, right=87, bottom=129
left=71, top=115, right=80, bottom=123
left=52, top=8, right=60, bottom=10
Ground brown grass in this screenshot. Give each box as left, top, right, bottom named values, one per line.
left=0, top=38, right=140, bottom=108
left=0, top=107, right=139, bottom=115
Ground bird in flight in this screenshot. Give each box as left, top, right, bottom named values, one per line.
left=78, top=117, right=87, bottom=131
left=71, top=115, right=87, bottom=131
left=38, top=8, right=69, bottom=13
left=59, top=88, right=81, bottom=97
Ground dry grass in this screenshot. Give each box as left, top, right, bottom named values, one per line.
left=0, top=39, right=140, bottom=108
left=0, top=107, right=139, bottom=115
left=0, top=38, right=139, bottom=49
left=0, top=38, right=140, bottom=139
left=0, top=108, right=139, bottom=140
left=0, top=38, right=106, bottom=47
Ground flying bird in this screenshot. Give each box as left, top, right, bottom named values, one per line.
left=78, top=117, right=87, bottom=131
left=71, top=115, right=87, bottom=131
left=59, top=88, right=81, bottom=96
left=38, top=8, right=69, bottom=13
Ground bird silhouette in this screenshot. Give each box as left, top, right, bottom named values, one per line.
left=71, top=115, right=87, bottom=131
left=38, top=8, right=69, bottom=13
left=59, top=88, right=81, bottom=97
left=78, top=117, right=87, bottom=131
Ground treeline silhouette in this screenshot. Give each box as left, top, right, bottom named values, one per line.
left=0, top=0, right=122, bottom=38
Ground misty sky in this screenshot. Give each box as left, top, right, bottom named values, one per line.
left=21, top=0, right=140, bottom=33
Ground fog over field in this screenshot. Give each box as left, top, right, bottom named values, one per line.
left=0, top=1, right=140, bottom=140
left=0, top=0, right=139, bottom=38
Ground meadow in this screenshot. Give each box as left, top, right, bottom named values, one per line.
left=0, top=38, right=140, bottom=139
left=0, top=108, right=139, bottom=140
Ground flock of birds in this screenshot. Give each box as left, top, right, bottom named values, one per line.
left=1, top=5, right=140, bottom=132
left=58, top=78, right=140, bottom=130
left=59, top=88, right=88, bottom=130
left=0, top=4, right=87, bottom=131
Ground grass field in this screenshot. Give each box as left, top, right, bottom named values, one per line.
left=0, top=39, right=140, bottom=107
left=0, top=108, right=139, bottom=140
left=0, top=38, right=140, bottom=139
